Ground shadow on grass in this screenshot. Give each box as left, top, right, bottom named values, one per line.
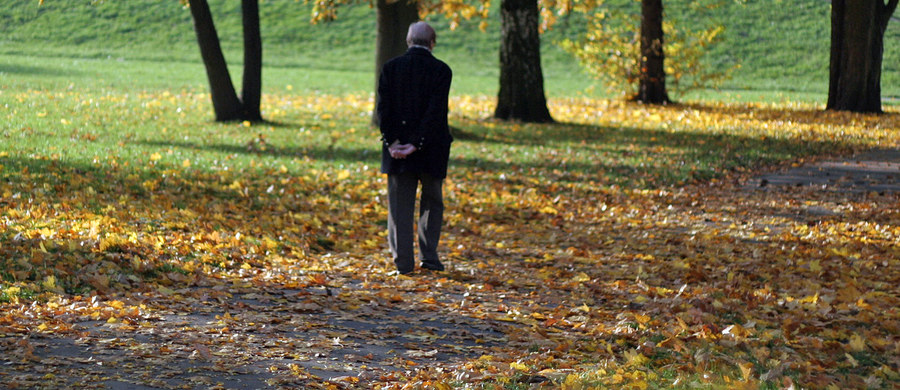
left=0, top=63, right=83, bottom=77
left=679, top=101, right=900, bottom=125
left=139, top=139, right=381, bottom=165
left=137, top=114, right=848, bottom=189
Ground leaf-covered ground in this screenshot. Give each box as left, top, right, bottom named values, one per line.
left=0, top=89, right=898, bottom=389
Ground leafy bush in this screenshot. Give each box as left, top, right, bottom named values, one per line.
left=561, top=3, right=736, bottom=100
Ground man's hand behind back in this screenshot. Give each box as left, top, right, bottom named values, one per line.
left=389, top=144, right=418, bottom=159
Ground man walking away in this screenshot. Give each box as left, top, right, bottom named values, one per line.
left=377, top=21, right=453, bottom=275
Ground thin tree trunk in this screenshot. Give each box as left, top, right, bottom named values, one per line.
left=635, top=0, right=669, bottom=104
left=373, top=0, right=419, bottom=125
left=241, top=0, right=263, bottom=122
left=188, top=0, right=243, bottom=121
left=826, top=0, right=897, bottom=113
left=495, top=0, right=553, bottom=123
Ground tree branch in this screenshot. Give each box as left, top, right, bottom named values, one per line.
left=885, top=0, right=899, bottom=19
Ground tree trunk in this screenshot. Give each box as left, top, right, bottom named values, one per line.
left=241, top=0, right=263, bottom=122
left=634, top=0, right=670, bottom=104
left=826, top=0, right=897, bottom=113
left=373, top=0, right=419, bottom=125
left=188, top=0, right=244, bottom=121
left=495, top=0, right=553, bottom=123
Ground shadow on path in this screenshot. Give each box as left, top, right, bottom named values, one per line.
left=1, top=283, right=505, bottom=389
left=749, top=148, right=900, bottom=193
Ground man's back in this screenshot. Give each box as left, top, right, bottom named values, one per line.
left=378, top=47, right=453, bottom=179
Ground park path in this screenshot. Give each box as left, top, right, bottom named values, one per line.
left=752, top=148, right=900, bottom=193
left=1, top=278, right=508, bottom=389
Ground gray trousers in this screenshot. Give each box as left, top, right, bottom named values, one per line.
left=387, top=172, right=444, bottom=273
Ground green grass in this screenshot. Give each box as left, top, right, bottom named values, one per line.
left=4, top=0, right=900, bottom=101
left=0, top=0, right=895, bottom=186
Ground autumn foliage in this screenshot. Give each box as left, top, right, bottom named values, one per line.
left=1, top=88, right=899, bottom=388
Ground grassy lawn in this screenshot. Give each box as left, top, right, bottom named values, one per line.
left=1, top=0, right=899, bottom=388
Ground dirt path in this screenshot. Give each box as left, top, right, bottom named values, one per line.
left=0, top=282, right=507, bottom=389
left=752, top=149, right=900, bottom=193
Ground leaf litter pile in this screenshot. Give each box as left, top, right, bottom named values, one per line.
left=0, top=90, right=898, bottom=389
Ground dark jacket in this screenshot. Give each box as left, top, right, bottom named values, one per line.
left=377, top=47, right=453, bottom=179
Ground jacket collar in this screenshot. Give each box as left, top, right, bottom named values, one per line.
left=406, top=46, right=434, bottom=57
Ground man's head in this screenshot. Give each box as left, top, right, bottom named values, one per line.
left=406, top=21, right=436, bottom=49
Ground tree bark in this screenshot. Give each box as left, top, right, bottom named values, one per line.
left=826, top=0, right=897, bottom=113
left=495, top=0, right=553, bottom=123
left=634, top=0, right=670, bottom=104
left=373, top=0, right=419, bottom=125
left=188, top=0, right=244, bottom=121
left=241, top=0, right=263, bottom=122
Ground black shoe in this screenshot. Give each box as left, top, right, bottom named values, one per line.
left=421, top=262, right=444, bottom=272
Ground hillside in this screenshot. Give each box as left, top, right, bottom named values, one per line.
left=2, top=0, right=900, bottom=99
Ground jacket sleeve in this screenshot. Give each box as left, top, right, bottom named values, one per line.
left=376, top=69, right=396, bottom=148
left=412, top=65, right=452, bottom=151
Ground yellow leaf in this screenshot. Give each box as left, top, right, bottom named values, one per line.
left=41, top=275, right=57, bottom=290
left=432, top=382, right=453, bottom=390
left=809, top=260, right=822, bottom=273
left=241, top=262, right=252, bottom=270
left=510, top=362, right=528, bottom=371
left=263, top=237, right=279, bottom=250
left=846, top=353, right=859, bottom=367
left=158, top=286, right=176, bottom=296
left=625, top=349, right=650, bottom=366
left=738, top=361, right=754, bottom=381
left=571, top=272, right=590, bottom=283
left=540, top=206, right=558, bottom=215
left=799, top=292, right=819, bottom=305
left=848, top=334, right=866, bottom=352
left=182, top=159, right=191, bottom=168
left=630, top=379, right=648, bottom=390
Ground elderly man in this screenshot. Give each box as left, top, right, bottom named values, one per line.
left=377, top=21, right=453, bottom=275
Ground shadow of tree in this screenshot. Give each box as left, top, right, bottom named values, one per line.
left=679, top=101, right=900, bottom=126
left=0, top=63, right=84, bottom=77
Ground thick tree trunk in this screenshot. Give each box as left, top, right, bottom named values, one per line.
left=188, top=0, right=244, bottom=121
left=826, top=0, right=897, bottom=113
left=373, top=0, right=419, bottom=125
left=634, top=0, right=670, bottom=104
left=495, top=0, right=553, bottom=123
left=241, top=0, right=263, bottom=122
